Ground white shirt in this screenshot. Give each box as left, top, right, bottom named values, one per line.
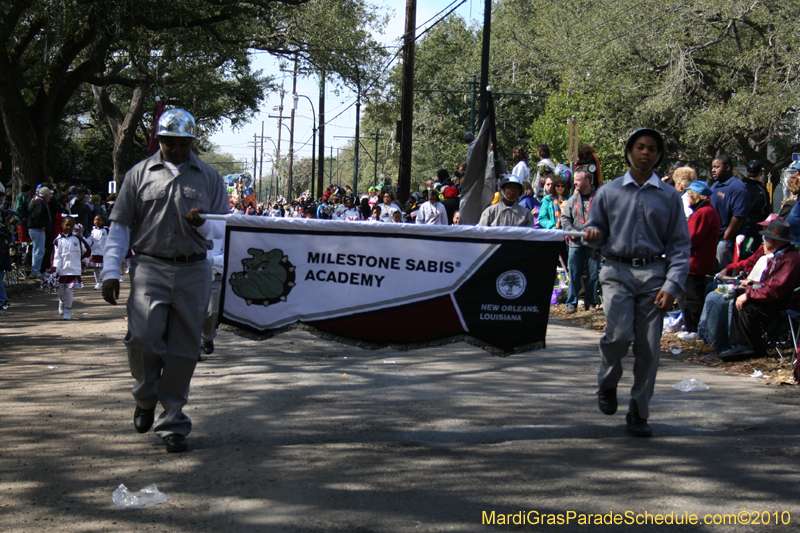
left=415, top=201, right=448, bottom=225
left=512, top=161, right=530, bottom=182
left=89, top=226, right=108, bottom=255
left=339, top=207, right=363, bottom=222
left=54, top=234, right=86, bottom=276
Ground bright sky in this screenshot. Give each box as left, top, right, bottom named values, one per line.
left=209, top=0, right=481, bottom=174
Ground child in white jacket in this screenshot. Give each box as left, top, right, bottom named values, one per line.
left=52, top=217, right=90, bottom=320
left=88, top=215, right=108, bottom=290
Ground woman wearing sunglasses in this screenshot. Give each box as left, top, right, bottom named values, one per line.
left=539, top=175, right=571, bottom=266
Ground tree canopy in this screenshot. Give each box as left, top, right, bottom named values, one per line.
left=358, top=0, right=799, bottom=189
left=0, top=0, right=387, bottom=191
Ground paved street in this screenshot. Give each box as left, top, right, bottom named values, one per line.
left=1, top=281, right=799, bottom=532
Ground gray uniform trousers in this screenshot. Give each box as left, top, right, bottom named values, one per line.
left=597, top=260, right=666, bottom=420
left=201, top=273, right=223, bottom=343
left=124, top=254, right=211, bottom=437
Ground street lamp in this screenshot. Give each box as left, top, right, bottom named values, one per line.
left=293, top=93, right=317, bottom=199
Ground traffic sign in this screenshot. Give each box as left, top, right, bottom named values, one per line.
left=792, top=153, right=800, bottom=162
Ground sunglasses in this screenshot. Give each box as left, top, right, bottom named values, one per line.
left=555, top=184, right=566, bottom=188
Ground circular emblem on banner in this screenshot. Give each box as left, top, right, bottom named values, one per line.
left=496, top=270, right=526, bottom=299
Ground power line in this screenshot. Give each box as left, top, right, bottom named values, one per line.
left=362, top=0, right=466, bottom=97
left=415, top=0, right=467, bottom=42
left=416, top=0, right=463, bottom=32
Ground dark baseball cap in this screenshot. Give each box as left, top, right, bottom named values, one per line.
left=746, top=160, right=762, bottom=175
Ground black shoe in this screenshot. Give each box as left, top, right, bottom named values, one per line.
left=597, top=388, right=617, bottom=415
left=164, top=433, right=188, bottom=453
left=133, top=405, right=155, bottom=434
left=719, top=344, right=755, bottom=362
left=202, top=340, right=214, bottom=355
left=625, top=399, right=652, bottom=437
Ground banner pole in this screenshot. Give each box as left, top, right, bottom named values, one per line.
left=199, top=214, right=588, bottom=239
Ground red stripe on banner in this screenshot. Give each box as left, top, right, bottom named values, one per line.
left=306, top=296, right=465, bottom=343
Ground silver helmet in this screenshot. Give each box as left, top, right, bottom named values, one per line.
left=498, top=174, right=523, bottom=191
left=156, top=109, right=196, bottom=138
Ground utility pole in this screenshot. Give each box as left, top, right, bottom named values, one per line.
left=352, top=72, right=362, bottom=194
left=268, top=84, right=288, bottom=198
left=478, top=0, right=491, bottom=128
left=288, top=57, right=298, bottom=199
left=398, top=0, right=416, bottom=204
left=317, top=71, right=325, bottom=200
left=294, top=93, right=316, bottom=199
left=252, top=133, right=257, bottom=180
left=259, top=121, right=265, bottom=203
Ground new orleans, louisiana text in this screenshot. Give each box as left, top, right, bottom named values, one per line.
left=479, top=303, right=539, bottom=322
left=481, top=510, right=792, bottom=526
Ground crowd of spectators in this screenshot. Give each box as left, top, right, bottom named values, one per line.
left=666, top=157, right=800, bottom=364
left=0, top=180, right=116, bottom=280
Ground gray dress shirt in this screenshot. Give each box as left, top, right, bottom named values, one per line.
left=477, top=201, right=536, bottom=227
left=583, top=171, right=690, bottom=297
left=110, top=151, right=229, bottom=257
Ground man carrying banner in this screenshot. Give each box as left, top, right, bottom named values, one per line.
left=477, top=175, right=536, bottom=227
left=100, top=108, right=228, bottom=453
left=583, top=128, right=690, bottom=437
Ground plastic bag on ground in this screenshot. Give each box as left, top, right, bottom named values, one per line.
left=663, top=310, right=684, bottom=333
left=112, top=483, right=167, bottom=509
left=672, top=378, right=710, bottom=392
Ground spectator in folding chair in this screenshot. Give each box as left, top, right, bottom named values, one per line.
left=721, top=219, right=800, bottom=362
left=696, top=216, right=775, bottom=352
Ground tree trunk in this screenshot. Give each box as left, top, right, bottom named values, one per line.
left=92, top=82, right=149, bottom=186
left=0, top=55, right=47, bottom=192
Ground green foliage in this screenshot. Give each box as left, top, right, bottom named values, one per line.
left=361, top=0, right=800, bottom=186
left=0, top=0, right=388, bottom=190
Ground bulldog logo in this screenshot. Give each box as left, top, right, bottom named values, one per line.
left=229, top=248, right=296, bottom=306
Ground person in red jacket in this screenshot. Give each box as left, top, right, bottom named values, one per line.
left=677, top=181, right=721, bottom=340
left=721, top=218, right=800, bottom=361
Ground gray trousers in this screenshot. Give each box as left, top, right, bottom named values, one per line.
left=125, top=254, right=211, bottom=437
left=201, top=274, right=222, bottom=343
left=597, top=261, right=666, bottom=419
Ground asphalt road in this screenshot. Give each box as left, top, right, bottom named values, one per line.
left=1, top=280, right=799, bottom=532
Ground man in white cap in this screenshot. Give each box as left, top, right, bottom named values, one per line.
left=101, top=108, right=228, bottom=453
left=584, top=128, right=690, bottom=437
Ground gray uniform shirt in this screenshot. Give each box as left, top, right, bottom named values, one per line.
left=582, top=171, right=690, bottom=297
left=477, top=201, right=536, bottom=227
left=110, top=150, right=229, bottom=257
